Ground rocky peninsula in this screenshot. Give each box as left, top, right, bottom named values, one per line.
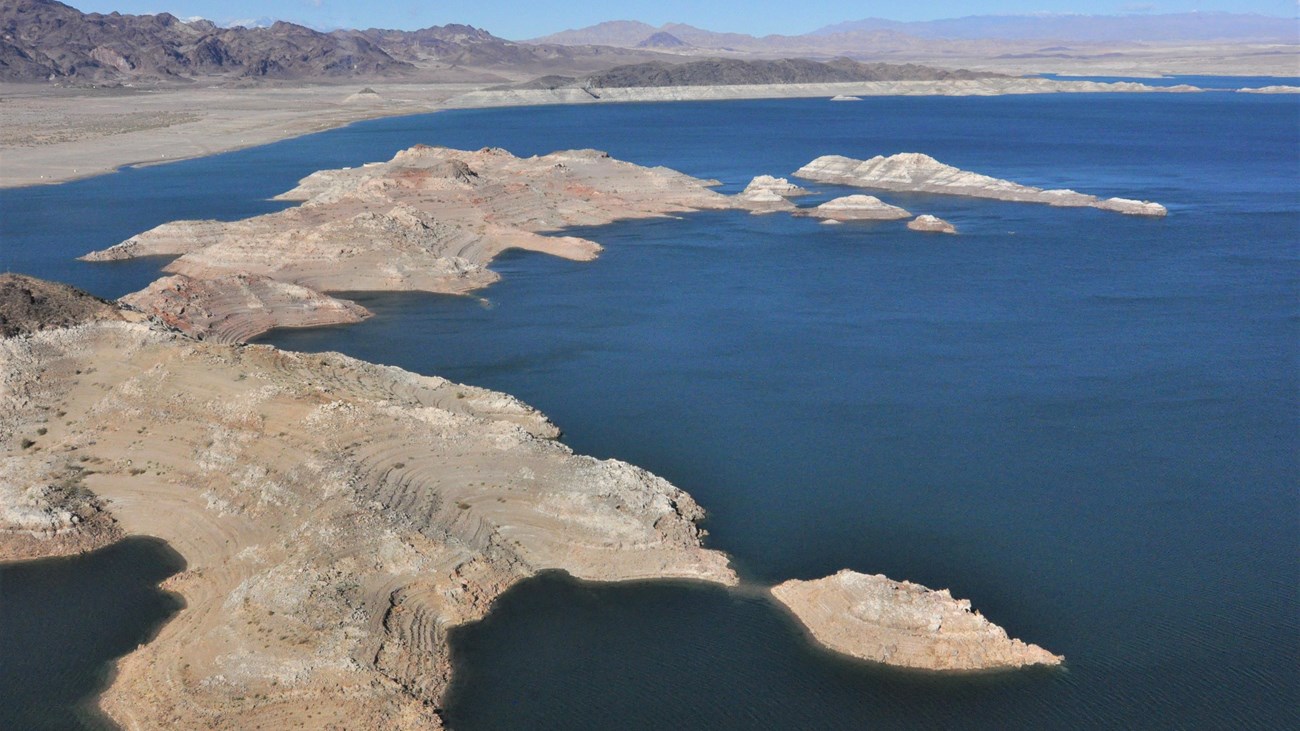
left=1, top=276, right=735, bottom=728
left=796, top=152, right=1168, bottom=216
left=82, top=145, right=733, bottom=342
left=2, top=277, right=1065, bottom=728
left=772, top=570, right=1063, bottom=670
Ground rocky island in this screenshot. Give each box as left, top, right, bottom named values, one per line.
left=796, top=152, right=1168, bottom=216
left=772, top=570, right=1063, bottom=670
left=908, top=214, right=959, bottom=234
left=795, top=194, right=914, bottom=222
left=733, top=175, right=810, bottom=213
left=82, top=145, right=734, bottom=342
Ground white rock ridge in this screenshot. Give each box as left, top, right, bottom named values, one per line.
left=771, top=570, right=1063, bottom=671
left=795, top=152, right=1167, bottom=217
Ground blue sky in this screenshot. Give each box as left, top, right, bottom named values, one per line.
left=70, top=0, right=1298, bottom=39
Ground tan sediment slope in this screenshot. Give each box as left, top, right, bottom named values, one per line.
left=448, top=77, right=1202, bottom=108
left=119, top=273, right=373, bottom=343
left=83, top=145, right=732, bottom=342
left=0, top=274, right=137, bottom=558
left=0, top=82, right=491, bottom=189
left=1, top=310, right=735, bottom=729
left=772, top=570, right=1063, bottom=671
left=796, top=152, right=1167, bottom=216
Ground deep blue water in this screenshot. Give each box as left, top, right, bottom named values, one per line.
left=0, top=538, right=185, bottom=731
left=1038, top=73, right=1300, bottom=89
left=1, top=85, right=1297, bottom=728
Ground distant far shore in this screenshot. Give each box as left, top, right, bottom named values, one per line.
left=0, top=75, right=1294, bottom=189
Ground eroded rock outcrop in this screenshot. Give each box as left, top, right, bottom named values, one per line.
left=0, top=303, right=735, bottom=728
left=771, top=570, right=1062, bottom=671
left=733, top=174, right=809, bottom=213
left=83, top=145, right=734, bottom=340
left=796, top=194, right=912, bottom=221
left=120, top=273, right=372, bottom=343
left=795, top=152, right=1167, bottom=217
left=0, top=273, right=129, bottom=337
left=907, top=214, right=957, bottom=234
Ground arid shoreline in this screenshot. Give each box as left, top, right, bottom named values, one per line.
left=3, top=73, right=1294, bottom=190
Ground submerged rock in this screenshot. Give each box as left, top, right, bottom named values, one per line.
left=771, top=569, right=1063, bottom=671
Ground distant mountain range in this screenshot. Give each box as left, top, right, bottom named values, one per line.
left=3, top=1, right=1294, bottom=85
left=528, top=13, right=1299, bottom=50
left=0, top=0, right=665, bottom=83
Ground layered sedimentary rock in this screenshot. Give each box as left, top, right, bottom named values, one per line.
left=795, top=194, right=912, bottom=221
left=733, top=174, right=810, bottom=213
left=0, top=289, right=735, bottom=728
left=83, top=145, right=733, bottom=340
left=120, top=273, right=372, bottom=343
left=771, top=570, right=1062, bottom=671
left=907, top=214, right=958, bottom=234
left=795, top=152, right=1167, bottom=216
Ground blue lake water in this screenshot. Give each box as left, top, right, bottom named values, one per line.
left=1, top=83, right=1297, bottom=728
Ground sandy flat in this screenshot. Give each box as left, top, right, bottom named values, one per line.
left=0, top=73, right=1229, bottom=190
left=0, top=82, right=484, bottom=188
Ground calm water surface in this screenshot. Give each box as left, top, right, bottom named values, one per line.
left=1, top=82, right=1296, bottom=728
left=0, top=538, right=185, bottom=730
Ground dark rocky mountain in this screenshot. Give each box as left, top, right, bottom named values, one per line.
left=637, top=32, right=688, bottom=49
left=0, top=0, right=410, bottom=81
left=0, top=273, right=124, bottom=337
left=531, top=13, right=1300, bottom=53
left=510, top=57, right=1000, bottom=90
left=582, top=57, right=999, bottom=87
left=814, top=12, right=1299, bottom=43
left=0, top=0, right=669, bottom=83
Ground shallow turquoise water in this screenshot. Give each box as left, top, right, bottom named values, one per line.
left=1, top=84, right=1296, bottom=728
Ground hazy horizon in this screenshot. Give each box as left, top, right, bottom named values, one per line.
left=65, top=0, right=1299, bottom=40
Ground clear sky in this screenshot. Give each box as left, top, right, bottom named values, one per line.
left=68, top=0, right=1299, bottom=39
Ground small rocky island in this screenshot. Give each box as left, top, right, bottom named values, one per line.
left=772, top=570, right=1063, bottom=670
left=795, top=193, right=913, bottom=221
left=796, top=152, right=1167, bottom=216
